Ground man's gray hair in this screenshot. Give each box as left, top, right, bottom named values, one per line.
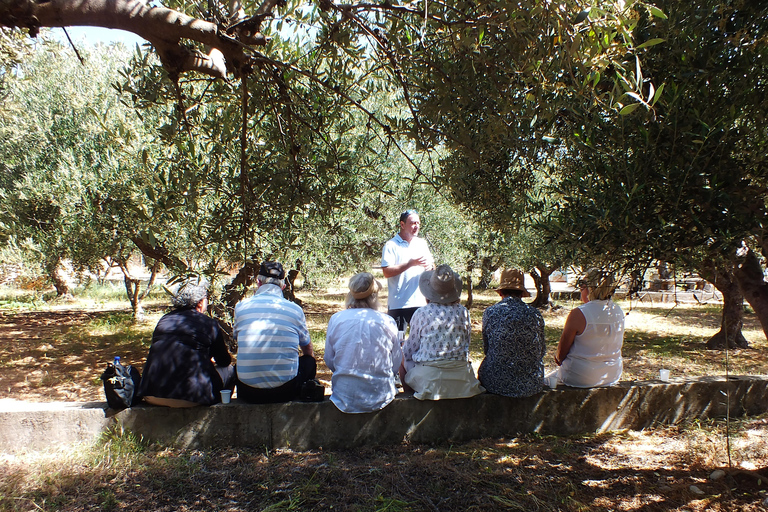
left=172, top=279, right=209, bottom=309
left=258, top=275, right=285, bottom=287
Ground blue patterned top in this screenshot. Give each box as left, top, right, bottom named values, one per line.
left=478, top=297, right=545, bottom=397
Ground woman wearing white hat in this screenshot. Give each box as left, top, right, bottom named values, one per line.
left=399, top=264, right=485, bottom=400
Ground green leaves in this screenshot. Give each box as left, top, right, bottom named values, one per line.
left=636, top=38, right=665, bottom=49
left=647, top=5, right=668, bottom=20
left=545, top=0, right=768, bottom=276
left=619, top=103, right=641, bottom=115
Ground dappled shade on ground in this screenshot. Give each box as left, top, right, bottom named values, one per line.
left=1, top=419, right=767, bottom=511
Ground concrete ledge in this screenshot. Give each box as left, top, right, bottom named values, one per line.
left=1, top=376, right=767, bottom=453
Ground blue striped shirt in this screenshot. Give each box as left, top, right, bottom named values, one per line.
left=234, top=284, right=310, bottom=389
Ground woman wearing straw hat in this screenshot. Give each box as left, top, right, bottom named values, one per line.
left=399, top=264, right=485, bottom=400
left=550, top=268, right=625, bottom=387
left=478, top=269, right=546, bottom=397
left=324, top=272, right=403, bottom=413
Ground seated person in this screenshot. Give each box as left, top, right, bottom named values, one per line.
left=400, top=264, right=485, bottom=400
left=478, top=268, right=546, bottom=397
left=139, top=279, right=235, bottom=407
left=324, top=272, right=402, bottom=413
left=234, top=260, right=323, bottom=403
left=550, top=268, right=624, bottom=387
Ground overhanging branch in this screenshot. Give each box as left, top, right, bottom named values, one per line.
left=0, top=0, right=269, bottom=77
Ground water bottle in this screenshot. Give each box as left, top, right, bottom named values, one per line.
left=113, top=356, right=121, bottom=368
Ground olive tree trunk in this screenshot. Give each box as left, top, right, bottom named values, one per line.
left=733, top=245, right=768, bottom=342
left=700, top=262, right=749, bottom=349
left=45, top=257, right=70, bottom=297
left=530, top=264, right=555, bottom=309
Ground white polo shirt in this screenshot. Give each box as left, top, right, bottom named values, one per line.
left=381, top=233, right=433, bottom=309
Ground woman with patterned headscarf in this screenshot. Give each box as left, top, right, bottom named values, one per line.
left=551, top=268, right=625, bottom=387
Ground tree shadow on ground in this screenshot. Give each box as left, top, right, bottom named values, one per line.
left=2, top=430, right=767, bottom=511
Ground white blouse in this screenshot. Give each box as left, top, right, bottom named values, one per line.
left=324, top=308, right=402, bottom=413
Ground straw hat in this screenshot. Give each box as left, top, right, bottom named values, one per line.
left=419, top=264, right=462, bottom=305
left=496, top=269, right=531, bottom=297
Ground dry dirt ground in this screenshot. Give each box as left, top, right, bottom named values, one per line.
left=1, top=297, right=768, bottom=511
left=2, top=421, right=768, bottom=511
left=0, top=308, right=153, bottom=402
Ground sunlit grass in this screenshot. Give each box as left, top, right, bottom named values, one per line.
left=0, top=427, right=149, bottom=511
left=0, top=287, right=47, bottom=311
left=0, top=282, right=169, bottom=314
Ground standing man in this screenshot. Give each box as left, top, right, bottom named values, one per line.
left=234, top=260, right=323, bottom=403
left=381, top=209, right=435, bottom=331
left=478, top=268, right=545, bottom=398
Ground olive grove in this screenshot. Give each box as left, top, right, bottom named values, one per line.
left=2, top=0, right=768, bottom=350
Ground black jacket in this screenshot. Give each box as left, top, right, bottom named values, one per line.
left=139, top=308, right=231, bottom=404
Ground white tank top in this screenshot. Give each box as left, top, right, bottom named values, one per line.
left=560, top=299, right=624, bottom=387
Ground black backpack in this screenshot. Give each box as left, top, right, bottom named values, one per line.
left=100, top=359, right=142, bottom=409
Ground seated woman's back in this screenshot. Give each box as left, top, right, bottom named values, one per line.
left=568, top=300, right=624, bottom=361
left=560, top=299, right=624, bottom=387
left=324, top=273, right=402, bottom=413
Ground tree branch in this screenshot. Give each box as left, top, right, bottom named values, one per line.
left=130, top=235, right=187, bottom=272
left=0, top=0, right=265, bottom=77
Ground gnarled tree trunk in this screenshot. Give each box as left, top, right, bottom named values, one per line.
left=530, top=264, right=555, bottom=309
left=478, top=257, right=499, bottom=289
left=45, top=257, right=71, bottom=297
left=117, top=258, right=148, bottom=322
left=464, top=260, right=475, bottom=309
left=701, top=262, right=749, bottom=349
left=733, top=245, right=768, bottom=342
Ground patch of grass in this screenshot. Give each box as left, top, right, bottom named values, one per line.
left=73, top=282, right=167, bottom=303
left=94, top=427, right=148, bottom=461
left=98, top=489, right=118, bottom=511
left=0, top=287, right=46, bottom=312
left=76, top=312, right=158, bottom=350
left=372, top=494, right=413, bottom=511
left=0, top=429, right=148, bottom=512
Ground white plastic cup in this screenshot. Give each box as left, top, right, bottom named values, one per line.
left=398, top=331, right=405, bottom=344
left=659, top=369, right=670, bottom=382
left=547, top=375, right=558, bottom=389
left=220, top=389, right=232, bottom=404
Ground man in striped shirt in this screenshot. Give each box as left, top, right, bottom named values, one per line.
left=234, top=260, right=320, bottom=403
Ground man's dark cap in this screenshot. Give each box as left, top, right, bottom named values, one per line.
left=260, top=261, right=285, bottom=279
